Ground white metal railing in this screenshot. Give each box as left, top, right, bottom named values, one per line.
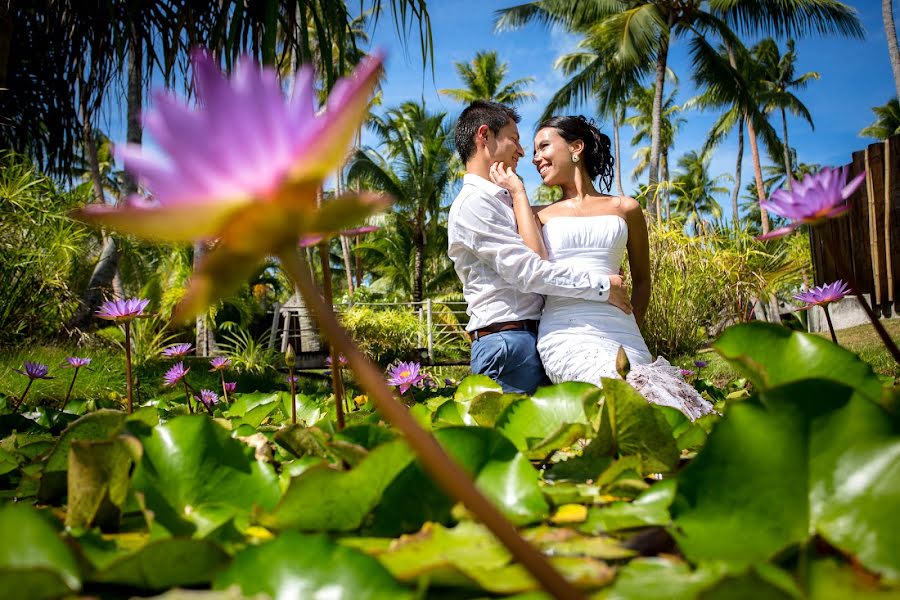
left=269, top=299, right=470, bottom=363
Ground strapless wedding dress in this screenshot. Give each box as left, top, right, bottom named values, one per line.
left=536, top=215, right=714, bottom=420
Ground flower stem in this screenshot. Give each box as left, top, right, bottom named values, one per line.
left=278, top=249, right=583, bottom=600
left=289, top=366, right=297, bottom=425
left=182, top=380, right=194, bottom=414
left=823, top=305, right=838, bottom=344
left=219, top=372, right=230, bottom=404
left=61, top=369, right=79, bottom=411
left=821, top=240, right=900, bottom=364
left=318, top=241, right=346, bottom=430
left=124, top=322, right=134, bottom=414
left=12, top=379, right=33, bottom=413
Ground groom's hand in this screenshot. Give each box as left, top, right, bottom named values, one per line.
left=608, top=275, right=632, bottom=314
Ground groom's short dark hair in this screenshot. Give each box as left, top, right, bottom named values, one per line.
left=455, top=101, right=520, bottom=164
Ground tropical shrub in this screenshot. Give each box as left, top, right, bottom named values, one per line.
left=339, top=305, right=425, bottom=365
left=0, top=152, right=92, bottom=344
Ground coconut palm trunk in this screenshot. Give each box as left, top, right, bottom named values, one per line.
left=413, top=221, right=425, bottom=304
left=613, top=110, right=624, bottom=197
left=746, top=118, right=771, bottom=234
left=647, top=26, right=671, bottom=212
left=732, top=121, right=744, bottom=230
left=69, top=29, right=141, bottom=329
left=884, top=0, right=900, bottom=99
left=780, top=107, right=793, bottom=191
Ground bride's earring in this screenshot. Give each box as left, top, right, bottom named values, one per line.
left=572, top=154, right=580, bottom=163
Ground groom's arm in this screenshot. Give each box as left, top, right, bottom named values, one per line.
left=450, top=198, right=632, bottom=312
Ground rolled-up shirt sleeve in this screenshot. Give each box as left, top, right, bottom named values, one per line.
left=450, top=196, right=610, bottom=301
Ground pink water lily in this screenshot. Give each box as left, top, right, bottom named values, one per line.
left=209, top=356, right=232, bottom=371
left=162, top=343, right=193, bottom=359
left=96, top=298, right=149, bottom=321
left=758, top=166, right=866, bottom=240
left=74, top=49, right=387, bottom=320
left=387, top=361, right=426, bottom=394
left=163, top=362, right=190, bottom=387
left=62, top=357, right=92, bottom=369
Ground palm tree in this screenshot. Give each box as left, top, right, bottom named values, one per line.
left=625, top=83, right=684, bottom=222
left=495, top=0, right=863, bottom=204
left=540, top=38, right=645, bottom=197
left=884, top=0, right=900, bottom=99
left=347, top=102, right=457, bottom=302
left=439, top=50, right=535, bottom=106
left=860, top=98, right=900, bottom=139
left=754, top=39, right=819, bottom=191
left=689, top=38, right=784, bottom=234
left=670, top=150, right=729, bottom=236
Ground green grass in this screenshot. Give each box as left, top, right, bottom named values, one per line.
left=677, top=319, right=900, bottom=386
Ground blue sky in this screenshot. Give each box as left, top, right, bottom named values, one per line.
left=364, top=0, right=893, bottom=218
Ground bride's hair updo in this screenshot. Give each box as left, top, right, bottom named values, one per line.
left=538, top=115, right=614, bottom=192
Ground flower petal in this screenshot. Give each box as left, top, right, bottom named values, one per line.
left=841, top=170, right=867, bottom=199
left=756, top=223, right=800, bottom=241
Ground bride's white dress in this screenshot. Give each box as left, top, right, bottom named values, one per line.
left=536, top=215, right=714, bottom=421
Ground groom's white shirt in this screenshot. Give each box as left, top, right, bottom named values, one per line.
left=448, top=174, right=611, bottom=332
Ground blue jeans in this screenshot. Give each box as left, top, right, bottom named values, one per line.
left=470, top=330, right=551, bottom=395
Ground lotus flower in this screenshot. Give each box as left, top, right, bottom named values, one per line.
left=163, top=362, right=190, bottom=387
left=162, top=343, right=193, bottom=359
left=95, top=298, right=149, bottom=321
left=74, top=49, right=387, bottom=320
left=758, top=166, right=866, bottom=240
left=794, top=280, right=851, bottom=309
left=209, top=356, right=232, bottom=371
left=15, top=361, right=52, bottom=380
left=386, top=361, right=426, bottom=394
left=63, top=357, right=92, bottom=369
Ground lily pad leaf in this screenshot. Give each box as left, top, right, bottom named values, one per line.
left=66, top=438, right=134, bottom=530
left=580, top=479, right=675, bottom=534
left=214, top=531, right=413, bottom=600
left=672, top=380, right=900, bottom=582
left=225, top=392, right=280, bottom=429
left=131, top=415, right=281, bottom=538
left=714, top=322, right=885, bottom=404
left=0, top=504, right=81, bottom=599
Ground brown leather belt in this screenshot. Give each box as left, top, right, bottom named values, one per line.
left=469, top=319, right=539, bottom=341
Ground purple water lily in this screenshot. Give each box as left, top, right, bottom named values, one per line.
left=95, top=297, right=150, bottom=321
left=680, top=369, right=695, bottom=378
left=758, top=166, right=866, bottom=240
left=386, top=361, right=426, bottom=394
left=12, top=361, right=52, bottom=413
left=195, top=389, right=219, bottom=415
left=224, top=382, right=237, bottom=394
left=74, top=50, right=386, bottom=321
left=325, top=353, right=348, bottom=367
left=162, top=343, right=194, bottom=359
left=163, top=362, right=190, bottom=387
left=794, top=280, right=851, bottom=308
left=693, top=360, right=708, bottom=369
left=208, top=356, right=232, bottom=371
left=15, top=361, right=52, bottom=380
left=63, top=357, right=92, bottom=369
left=285, top=375, right=299, bottom=385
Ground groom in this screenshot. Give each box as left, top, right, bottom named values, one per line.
left=447, top=100, right=631, bottom=394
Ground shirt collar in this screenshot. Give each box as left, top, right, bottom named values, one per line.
left=463, top=173, right=511, bottom=203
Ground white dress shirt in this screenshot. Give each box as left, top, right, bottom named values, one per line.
left=448, top=174, right=611, bottom=331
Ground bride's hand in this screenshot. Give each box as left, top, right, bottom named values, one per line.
left=489, top=162, right=526, bottom=197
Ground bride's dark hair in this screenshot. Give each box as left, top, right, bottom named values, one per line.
left=538, top=115, right=614, bottom=192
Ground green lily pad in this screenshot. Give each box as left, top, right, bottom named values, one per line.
left=809, top=558, right=900, bottom=599
left=0, top=504, right=81, bottom=599
left=131, top=415, right=281, bottom=538
left=214, top=531, right=413, bottom=599
left=714, top=323, right=885, bottom=404
left=580, top=479, right=674, bottom=534
left=261, top=427, right=548, bottom=536
left=672, top=380, right=900, bottom=581
left=276, top=391, right=325, bottom=426
left=454, top=375, right=503, bottom=401
left=37, top=409, right=126, bottom=503
left=496, top=383, right=602, bottom=460
left=606, top=558, right=802, bottom=600
left=225, top=392, right=280, bottom=429
left=87, top=537, right=230, bottom=589
left=65, top=438, right=134, bottom=530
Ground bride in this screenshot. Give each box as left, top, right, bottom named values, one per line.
left=489, top=115, right=713, bottom=421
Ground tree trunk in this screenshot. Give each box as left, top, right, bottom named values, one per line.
left=746, top=118, right=771, bottom=235
left=780, top=107, right=793, bottom=191
left=884, top=0, right=900, bottom=99
left=732, top=120, right=744, bottom=231
left=413, top=234, right=424, bottom=304
left=340, top=235, right=354, bottom=299
left=68, top=31, right=142, bottom=330
left=193, top=240, right=217, bottom=356
left=613, top=110, right=624, bottom=197
left=660, top=149, right=669, bottom=224
left=79, top=89, right=106, bottom=205
left=647, top=14, right=672, bottom=209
